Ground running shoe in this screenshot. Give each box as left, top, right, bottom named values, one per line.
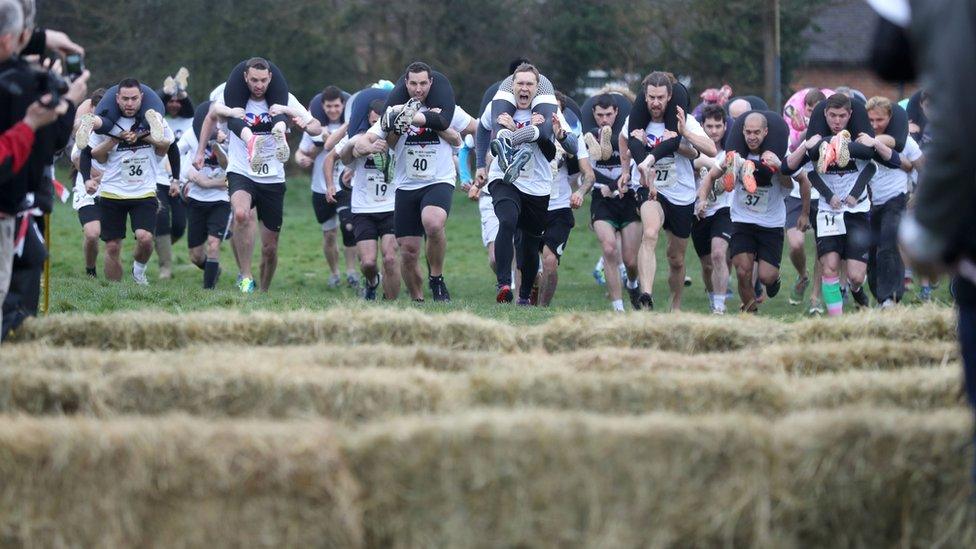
left=599, top=125, right=613, bottom=160
left=754, top=279, right=766, bottom=303
left=584, top=133, right=603, bottom=161
left=592, top=265, right=606, bottom=286
left=247, top=134, right=267, bottom=173
left=741, top=159, right=757, bottom=194
left=174, top=67, right=189, bottom=94
left=132, top=268, right=149, bottom=286
left=851, top=285, right=869, bottom=308
left=722, top=151, right=738, bottom=192
left=346, top=272, right=360, bottom=289
left=381, top=105, right=403, bottom=133
left=919, top=285, right=933, bottom=302
left=145, top=109, right=165, bottom=142
left=238, top=277, right=255, bottom=293
left=272, top=125, right=290, bottom=163
left=638, top=292, right=654, bottom=311
left=627, top=285, right=641, bottom=310
left=162, top=76, right=177, bottom=97
left=879, top=299, right=896, bottom=310
left=516, top=297, right=532, bottom=306
left=363, top=275, right=380, bottom=301
left=429, top=276, right=451, bottom=302
left=491, top=135, right=514, bottom=171
left=394, top=98, right=422, bottom=134
left=75, top=113, right=95, bottom=149
left=765, top=277, right=782, bottom=299
left=832, top=130, right=852, bottom=168
left=684, top=275, right=693, bottom=288
left=503, top=148, right=532, bottom=184
left=808, top=300, right=825, bottom=315
left=327, top=273, right=341, bottom=289
left=496, top=284, right=513, bottom=303
left=817, top=139, right=835, bottom=174
left=789, top=275, right=809, bottom=305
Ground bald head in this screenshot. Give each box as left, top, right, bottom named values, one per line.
left=728, top=98, right=751, bottom=119
left=743, top=113, right=768, bottom=152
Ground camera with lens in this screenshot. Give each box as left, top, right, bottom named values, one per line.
left=0, top=63, right=69, bottom=107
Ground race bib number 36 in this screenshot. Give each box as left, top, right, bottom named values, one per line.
left=405, top=147, right=436, bottom=180
left=123, top=156, right=150, bottom=184
left=817, top=211, right=847, bottom=237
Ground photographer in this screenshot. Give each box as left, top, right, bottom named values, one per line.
left=0, top=0, right=87, bottom=340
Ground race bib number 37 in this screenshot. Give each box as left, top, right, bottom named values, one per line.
left=742, top=187, right=770, bottom=213
left=817, top=211, right=847, bottom=237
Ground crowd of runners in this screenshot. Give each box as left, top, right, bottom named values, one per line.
left=68, top=56, right=934, bottom=315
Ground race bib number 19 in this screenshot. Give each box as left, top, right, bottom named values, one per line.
left=405, top=147, right=436, bottom=180
left=817, top=211, right=847, bottom=237
left=367, top=172, right=390, bottom=202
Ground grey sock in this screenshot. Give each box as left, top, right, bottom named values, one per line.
left=510, top=125, right=539, bottom=146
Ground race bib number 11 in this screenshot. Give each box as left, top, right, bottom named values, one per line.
left=817, top=211, right=847, bottom=237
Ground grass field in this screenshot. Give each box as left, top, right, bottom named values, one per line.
left=3, top=170, right=970, bottom=547
left=45, top=172, right=950, bottom=322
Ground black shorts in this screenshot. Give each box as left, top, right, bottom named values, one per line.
left=352, top=211, right=395, bottom=242
left=590, top=192, right=639, bottom=230
left=228, top=173, right=286, bottom=233
left=99, top=196, right=158, bottom=242
left=816, top=211, right=871, bottom=262
left=488, top=180, right=550, bottom=238
left=638, top=189, right=695, bottom=239
left=335, top=189, right=356, bottom=247
left=784, top=195, right=818, bottom=230
left=692, top=207, right=733, bottom=257
left=186, top=198, right=231, bottom=248
left=730, top=222, right=785, bottom=268
left=77, top=202, right=100, bottom=227
left=311, top=191, right=339, bottom=225
left=542, top=207, right=575, bottom=260
left=394, top=182, right=454, bottom=238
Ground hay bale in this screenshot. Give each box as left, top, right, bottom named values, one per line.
left=11, top=308, right=527, bottom=351
left=0, top=415, right=363, bottom=547
left=343, top=409, right=773, bottom=548
left=791, top=306, right=957, bottom=344
left=771, top=408, right=975, bottom=547
left=794, top=367, right=965, bottom=411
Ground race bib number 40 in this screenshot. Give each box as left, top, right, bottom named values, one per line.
left=405, top=147, right=436, bottom=180
left=817, top=211, right=847, bottom=237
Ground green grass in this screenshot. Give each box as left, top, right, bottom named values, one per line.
left=45, top=172, right=950, bottom=324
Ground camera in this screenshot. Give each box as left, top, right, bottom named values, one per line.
left=0, top=63, right=69, bottom=107
left=64, top=53, right=84, bottom=81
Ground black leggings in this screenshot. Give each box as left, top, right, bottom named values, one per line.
left=223, top=60, right=290, bottom=138
left=490, top=182, right=546, bottom=299
left=346, top=88, right=389, bottom=135
left=93, top=84, right=165, bottom=135
left=627, top=82, right=690, bottom=164
left=156, top=185, right=187, bottom=241
left=384, top=70, right=455, bottom=131
left=724, top=110, right=789, bottom=186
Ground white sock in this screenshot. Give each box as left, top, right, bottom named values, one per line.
left=611, top=299, right=625, bottom=312
left=133, top=260, right=147, bottom=277
left=712, top=293, right=727, bottom=311
left=626, top=278, right=639, bottom=290
left=596, top=256, right=605, bottom=271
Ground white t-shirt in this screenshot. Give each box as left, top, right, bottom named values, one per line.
left=810, top=159, right=871, bottom=214
left=626, top=114, right=706, bottom=205
left=701, top=151, right=732, bottom=218
left=452, top=106, right=474, bottom=134
left=90, top=116, right=171, bottom=199
left=71, top=144, right=101, bottom=209
left=486, top=109, right=553, bottom=196
left=368, top=106, right=462, bottom=191
left=725, top=153, right=787, bottom=228
left=225, top=98, right=285, bottom=184
left=870, top=136, right=922, bottom=206
left=302, top=121, right=342, bottom=194
left=550, top=128, right=588, bottom=211
left=346, top=129, right=394, bottom=214
left=156, top=115, right=193, bottom=185
left=178, top=131, right=228, bottom=203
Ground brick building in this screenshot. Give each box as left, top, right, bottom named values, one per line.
left=790, top=0, right=917, bottom=102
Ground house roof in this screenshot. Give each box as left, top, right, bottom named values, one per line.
left=802, top=0, right=880, bottom=65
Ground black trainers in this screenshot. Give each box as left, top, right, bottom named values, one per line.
left=430, top=275, right=451, bottom=302
left=765, top=277, right=782, bottom=299
left=851, top=285, right=870, bottom=308
left=490, top=136, right=514, bottom=171
left=363, top=275, right=380, bottom=301
left=503, top=148, right=532, bottom=184
left=638, top=292, right=654, bottom=310
left=627, top=285, right=641, bottom=310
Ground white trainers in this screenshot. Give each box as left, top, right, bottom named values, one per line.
left=272, top=125, right=290, bottom=163
left=394, top=98, right=422, bottom=134
left=132, top=268, right=149, bottom=286
left=174, top=67, right=189, bottom=94
left=75, top=113, right=95, bottom=149
left=145, top=109, right=165, bottom=142
left=248, top=134, right=268, bottom=173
